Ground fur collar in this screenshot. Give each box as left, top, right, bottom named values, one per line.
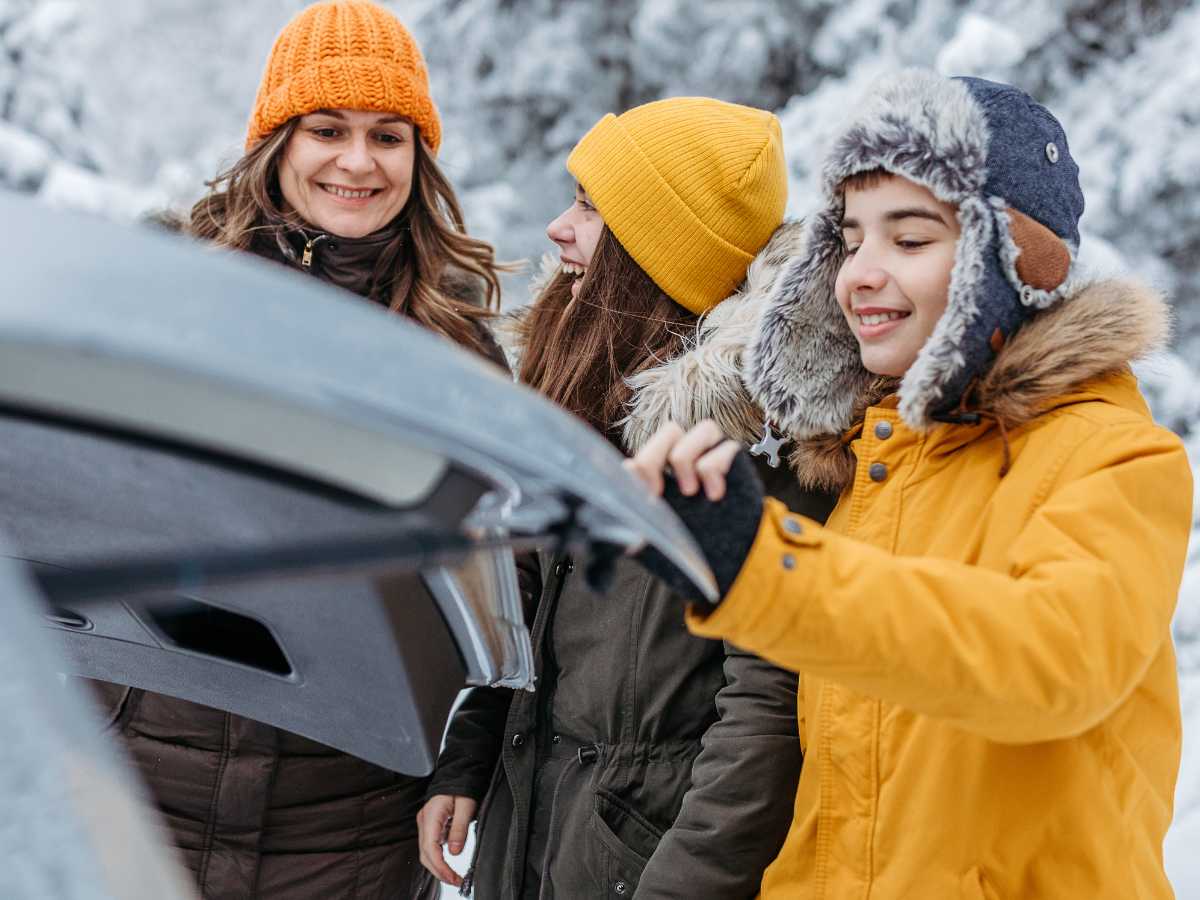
left=788, top=277, right=1170, bottom=491
left=619, top=221, right=804, bottom=454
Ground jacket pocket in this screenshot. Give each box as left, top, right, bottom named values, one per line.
left=589, top=790, right=665, bottom=895
left=961, top=866, right=999, bottom=900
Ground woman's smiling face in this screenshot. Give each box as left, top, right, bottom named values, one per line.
left=278, top=109, right=417, bottom=238
left=546, top=183, right=604, bottom=300
left=835, top=175, right=961, bottom=377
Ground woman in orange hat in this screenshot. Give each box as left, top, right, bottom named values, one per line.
left=88, top=3, right=511, bottom=898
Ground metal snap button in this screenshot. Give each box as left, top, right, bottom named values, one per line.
left=874, top=420, right=893, bottom=440
left=869, top=462, right=888, bottom=482
left=783, top=517, right=803, bottom=535
left=1020, top=284, right=1037, bottom=305
left=511, top=733, right=525, bottom=748
left=1045, top=141, right=1059, bottom=163
left=614, top=881, right=628, bottom=895
left=552, top=734, right=562, bottom=745
left=782, top=553, right=796, bottom=570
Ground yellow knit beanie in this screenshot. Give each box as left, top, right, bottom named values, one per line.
left=246, top=0, right=441, bottom=153
left=567, top=97, right=787, bottom=315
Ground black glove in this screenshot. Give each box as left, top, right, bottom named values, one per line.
left=633, top=449, right=765, bottom=607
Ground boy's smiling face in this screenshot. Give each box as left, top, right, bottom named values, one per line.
left=835, top=174, right=961, bottom=377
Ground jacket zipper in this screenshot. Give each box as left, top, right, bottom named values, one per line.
left=299, top=233, right=331, bottom=269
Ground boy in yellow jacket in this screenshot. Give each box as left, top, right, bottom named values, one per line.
left=628, top=69, right=1193, bottom=898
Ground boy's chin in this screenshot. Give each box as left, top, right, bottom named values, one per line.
left=858, top=347, right=914, bottom=379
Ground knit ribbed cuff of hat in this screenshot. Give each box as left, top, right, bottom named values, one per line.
left=567, top=114, right=756, bottom=316
left=247, top=59, right=441, bottom=152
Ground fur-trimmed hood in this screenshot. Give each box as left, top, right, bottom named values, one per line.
left=788, top=277, right=1171, bottom=492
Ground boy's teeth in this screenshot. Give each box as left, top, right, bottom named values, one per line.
left=323, top=185, right=374, bottom=199
left=860, top=311, right=905, bottom=326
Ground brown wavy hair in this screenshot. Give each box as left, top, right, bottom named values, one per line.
left=188, top=121, right=503, bottom=357
left=518, top=227, right=697, bottom=442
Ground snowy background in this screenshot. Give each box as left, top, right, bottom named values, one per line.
left=2, top=0, right=1199, bottom=893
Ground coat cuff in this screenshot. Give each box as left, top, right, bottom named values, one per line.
left=686, top=497, right=824, bottom=643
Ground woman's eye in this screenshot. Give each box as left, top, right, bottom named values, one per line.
left=312, top=127, right=340, bottom=139
left=577, top=199, right=595, bottom=212
left=897, top=239, right=931, bottom=250
left=374, top=132, right=404, bottom=145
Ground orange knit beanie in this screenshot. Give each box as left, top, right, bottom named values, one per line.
left=245, top=0, right=441, bottom=153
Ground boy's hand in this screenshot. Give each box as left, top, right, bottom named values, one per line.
left=624, top=420, right=743, bottom=500
left=417, top=794, right=477, bottom=887
left=624, top=420, right=765, bottom=605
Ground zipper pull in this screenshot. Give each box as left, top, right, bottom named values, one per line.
left=299, top=234, right=330, bottom=270
left=749, top=417, right=785, bottom=468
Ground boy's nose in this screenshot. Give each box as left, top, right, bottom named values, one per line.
left=842, top=250, right=888, bottom=293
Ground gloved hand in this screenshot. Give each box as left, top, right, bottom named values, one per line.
left=633, top=447, right=765, bottom=607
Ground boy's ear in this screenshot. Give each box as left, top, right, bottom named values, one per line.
left=1006, top=208, right=1072, bottom=292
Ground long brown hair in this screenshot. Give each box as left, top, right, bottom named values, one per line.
left=188, top=121, right=504, bottom=357
left=518, top=227, right=697, bottom=440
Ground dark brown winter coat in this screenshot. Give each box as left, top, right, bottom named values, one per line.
left=424, top=224, right=835, bottom=899
left=89, top=220, right=506, bottom=899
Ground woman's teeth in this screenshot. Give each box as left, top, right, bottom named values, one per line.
left=562, top=262, right=587, bottom=277
left=859, top=311, right=907, bottom=326
left=321, top=184, right=376, bottom=200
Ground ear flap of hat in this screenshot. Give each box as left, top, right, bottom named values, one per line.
left=993, top=200, right=1077, bottom=310
left=1005, top=208, right=1072, bottom=292
left=744, top=208, right=873, bottom=439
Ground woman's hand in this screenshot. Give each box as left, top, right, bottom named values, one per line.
left=417, top=794, right=478, bottom=887
left=623, top=419, right=744, bottom=500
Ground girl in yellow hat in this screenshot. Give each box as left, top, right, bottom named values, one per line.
left=418, top=96, right=835, bottom=899
left=88, top=3, right=511, bottom=899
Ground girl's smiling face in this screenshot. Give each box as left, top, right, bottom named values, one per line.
left=835, top=174, right=961, bottom=377
left=546, top=183, right=604, bottom=299
left=278, top=108, right=416, bottom=238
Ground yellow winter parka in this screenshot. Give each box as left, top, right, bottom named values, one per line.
left=689, top=280, right=1194, bottom=899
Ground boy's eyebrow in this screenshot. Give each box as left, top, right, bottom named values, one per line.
left=840, top=207, right=948, bottom=231
left=885, top=206, right=948, bottom=226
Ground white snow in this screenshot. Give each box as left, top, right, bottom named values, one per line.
left=935, top=13, right=1026, bottom=78
left=1167, top=673, right=1200, bottom=890
left=0, top=120, right=50, bottom=188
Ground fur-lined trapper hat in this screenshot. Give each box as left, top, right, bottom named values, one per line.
left=747, top=69, right=1086, bottom=437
